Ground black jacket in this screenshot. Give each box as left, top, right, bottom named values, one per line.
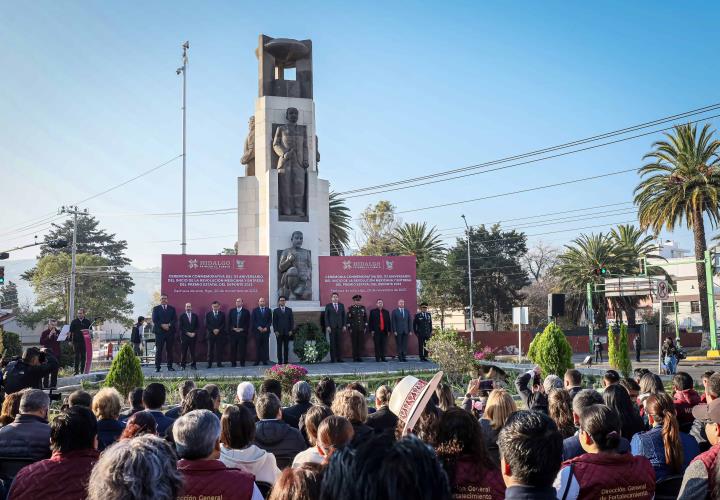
left=0, top=414, right=51, bottom=460
left=324, top=303, right=346, bottom=329
left=97, top=418, right=126, bottom=451
left=282, top=401, right=312, bottom=429
left=350, top=422, right=374, bottom=448
left=3, top=353, right=59, bottom=394
left=252, top=307, right=272, bottom=332
left=179, top=311, right=199, bottom=336
left=205, top=310, right=226, bottom=338
left=130, top=323, right=143, bottom=344
left=254, top=420, right=306, bottom=469
left=273, top=307, right=295, bottom=336
left=366, top=405, right=398, bottom=434
left=69, top=317, right=91, bottom=344
left=368, top=308, right=391, bottom=334
left=152, top=304, right=177, bottom=335
left=515, top=372, right=548, bottom=414
left=228, top=307, right=250, bottom=333
left=567, top=386, right=583, bottom=400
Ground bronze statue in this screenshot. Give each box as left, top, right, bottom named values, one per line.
left=240, top=116, right=255, bottom=176
left=273, top=107, right=308, bottom=217
left=278, top=230, right=312, bottom=300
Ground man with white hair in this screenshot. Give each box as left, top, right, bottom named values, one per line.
left=0, top=389, right=51, bottom=459
left=174, top=410, right=262, bottom=500
left=282, top=381, right=313, bottom=429
left=237, top=381, right=257, bottom=419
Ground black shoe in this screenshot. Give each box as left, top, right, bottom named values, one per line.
left=168, top=367, right=175, bottom=371
left=191, top=363, right=197, bottom=369
left=375, top=358, right=381, bottom=362
left=217, top=363, right=223, bottom=368
left=180, top=365, right=186, bottom=370
left=231, top=363, right=237, bottom=367
left=240, top=362, right=245, bottom=367
left=254, top=362, right=260, bottom=366
left=262, top=361, right=269, bottom=366
left=155, top=367, right=160, bottom=373
left=207, top=363, right=213, bottom=369
left=337, top=359, right=344, bottom=363
left=382, top=358, right=388, bottom=362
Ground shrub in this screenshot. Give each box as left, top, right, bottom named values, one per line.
left=607, top=324, right=618, bottom=369
left=616, top=324, right=632, bottom=377
left=0, top=330, right=22, bottom=357
left=59, top=342, right=75, bottom=368
left=265, top=364, right=308, bottom=394
left=426, top=328, right=475, bottom=389
left=104, top=343, right=144, bottom=398
left=527, top=322, right=573, bottom=377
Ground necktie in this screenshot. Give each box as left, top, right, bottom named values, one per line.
left=379, top=310, right=384, bottom=331
left=261, top=308, right=264, bottom=315
left=237, top=309, right=241, bottom=327
left=334, top=303, right=338, bottom=312
left=163, top=305, right=166, bottom=311
left=187, top=312, right=191, bottom=321
left=282, top=307, right=285, bottom=313
left=214, top=311, right=217, bottom=319
left=401, top=309, right=404, bottom=318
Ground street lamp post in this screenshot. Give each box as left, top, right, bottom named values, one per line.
left=177, top=41, right=189, bottom=254
left=461, top=215, right=475, bottom=346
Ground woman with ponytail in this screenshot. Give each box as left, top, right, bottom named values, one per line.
left=631, top=392, right=699, bottom=480
left=555, top=404, right=655, bottom=499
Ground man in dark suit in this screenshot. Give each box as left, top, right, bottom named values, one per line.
left=368, top=299, right=391, bottom=362
left=228, top=297, right=251, bottom=367
left=179, top=302, right=199, bottom=370
left=413, top=302, right=433, bottom=362
left=391, top=299, right=412, bottom=362
left=69, top=308, right=92, bottom=375
left=152, top=294, right=177, bottom=372
left=366, top=385, right=398, bottom=435
left=273, top=296, right=294, bottom=365
left=324, top=292, right=346, bottom=363
left=252, top=297, right=272, bottom=366
left=205, top=301, right=226, bottom=368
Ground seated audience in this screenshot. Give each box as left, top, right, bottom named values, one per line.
left=0, top=391, right=23, bottom=427
left=564, top=369, right=583, bottom=400
left=237, top=381, right=257, bottom=417
left=620, top=377, right=641, bottom=403
left=92, top=387, right=125, bottom=451
left=543, top=374, right=564, bottom=394
left=673, top=371, right=701, bottom=433
left=173, top=409, right=262, bottom=500
left=436, top=407, right=505, bottom=499
left=119, top=410, right=157, bottom=439
left=691, top=372, right=720, bottom=453
left=165, top=380, right=195, bottom=419
left=320, top=434, right=451, bottom=500
left=603, top=369, right=621, bottom=387
left=479, top=388, right=517, bottom=466
left=700, top=370, right=715, bottom=403
left=634, top=368, right=650, bottom=383
left=119, top=388, right=144, bottom=421
left=631, top=392, right=699, bottom=481
left=260, top=378, right=283, bottom=401
left=254, top=393, right=306, bottom=468
left=677, top=397, right=720, bottom=499
left=0, top=389, right=51, bottom=460
left=203, top=383, right=223, bottom=418
left=514, top=367, right=548, bottom=414
left=8, top=406, right=98, bottom=500
left=346, top=381, right=376, bottom=414
left=366, top=385, right=397, bottom=435
left=314, top=376, right=336, bottom=407
left=331, top=389, right=373, bottom=447
left=269, top=463, right=323, bottom=500
left=638, top=372, right=665, bottom=407
left=220, top=405, right=281, bottom=484
left=143, top=383, right=175, bottom=435
left=283, top=381, right=313, bottom=429
left=556, top=404, right=655, bottom=499
left=293, top=405, right=333, bottom=467
left=181, top=388, right=215, bottom=415
left=316, top=416, right=354, bottom=463
left=68, top=390, right=93, bottom=408
left=563, top=389, right=631, bottom=460
left=435, top=383, right=456, bottom=412
left=548, top=388, right=576, bottom=439
left=87, top=434, right=182, bottom=500
left=603, top=384, right=645, bottom=440
left=497, top=410, right=563, bottom=499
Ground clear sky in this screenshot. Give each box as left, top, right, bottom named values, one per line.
left=1, top=1, right=719, bottom=270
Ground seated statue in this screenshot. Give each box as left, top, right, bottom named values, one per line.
left=278, top=231, right=312, bottom=300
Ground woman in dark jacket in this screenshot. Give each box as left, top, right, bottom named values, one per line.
left=603, top=384, right=645, bottom=440
left=92, top=387, right=126, bottom=451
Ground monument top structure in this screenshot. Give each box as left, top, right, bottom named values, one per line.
left=256, top=34, right=313, bottom=99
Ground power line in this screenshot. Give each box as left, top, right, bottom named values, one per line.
left=336, top=103, right=720, bottom=197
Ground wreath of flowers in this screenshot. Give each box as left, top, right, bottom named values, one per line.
left=292, top=322, right=330, bottom=364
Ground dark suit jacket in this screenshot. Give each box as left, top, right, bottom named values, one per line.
left=69, top=317, right=91, bottom=344
left=324, top=303, right=346, bottom=329
left=228, top=307, right=250, bottom=333
left=368, top=308, right=391, bottom=334
left=391, top=308, right=412, bottom=334
left=282, top=401, right=312, bottom=429
left=152, top=305, right=177, bottom=335
left=179, top=311, right=199, bottom=336
left=130, top=324, right=143, bottom=344
left=413, top=312, right=433, bottom=337
left=252, top=307, right=272, bottom=332
left=366, top=405, right=398, bottom=434
left=205, top=310, right=226, bottom=338
left=273, top=307, right=294, bottom=336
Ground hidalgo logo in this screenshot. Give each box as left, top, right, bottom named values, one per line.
left=236, top=259, right=245, bottom=270
left=343, top=260, right=352, bottom=270
left=188, top=258, right=198, bottom=269
left=385, top=260, right=394, bottom=270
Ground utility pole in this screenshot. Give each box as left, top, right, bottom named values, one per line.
left=461, top=215, right=475, bottom=346
left=59, top=206, right=88, bottom=322
left=177, top=41, right=189, bottom=254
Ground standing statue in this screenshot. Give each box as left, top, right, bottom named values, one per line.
left=240, top=116, right=255, bottom=176
left=273, top=107, right=308, bottom=216
left=278, top=231, right=312, bottom=300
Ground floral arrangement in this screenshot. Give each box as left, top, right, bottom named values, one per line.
left=474, top=346, right=496, bottom=362
left=265, top=363, right=308, bottom=394
left=293, top=322, right=330, bottom=364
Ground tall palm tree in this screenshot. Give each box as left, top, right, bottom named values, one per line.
left=393, top=222, right=445, bottom=267
left=329, top=192, right=352, bottom=256
left=634, top=123, right=720, bottom=347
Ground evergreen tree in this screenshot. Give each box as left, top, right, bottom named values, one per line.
left=104, top=343, right=144, bottom=398
left=607, top=324, right=618, bottom=368
left=527, top=322, right=573, bottom=377
left=617, top=323, right=633, bottom=377
left=0, top=281, right=19, bottom=312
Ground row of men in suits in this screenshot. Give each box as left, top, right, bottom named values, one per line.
left=324, top=293, right=434, bottom=363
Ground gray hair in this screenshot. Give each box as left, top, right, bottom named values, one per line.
left=20, top=389, right=50, bottom=414
left=256, top=393, right=281, bottom=420
left=172, top=409, right=220, bottom=459
left=292, top=381, right=312, bottom=404
left=572, top=389, right=604, bottom=416
left=87, top=434, right=182, bottom=500
left=375, top=385, right=392, bottom=406
left=543, top=375, right=563, bottom=394
left=237, top=382, right=255, bottom=402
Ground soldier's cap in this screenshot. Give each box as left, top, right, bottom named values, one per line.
left=692, top=398, right=720, bottom=424
left=352, top=294, right=362, bottom=300
left=420, top=302, right=428, bottom=307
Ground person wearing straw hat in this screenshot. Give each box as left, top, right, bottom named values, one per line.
left=389, top=371, right=444, bottom=436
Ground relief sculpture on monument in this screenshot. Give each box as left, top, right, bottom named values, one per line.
left=278, top=230, right=312, bottom=300
left=240, top=116, right=255, bottom=176
left=273, top=107, right=308, bottom=218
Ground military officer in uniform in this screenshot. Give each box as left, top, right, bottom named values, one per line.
left=346, top=294, right=368, bottom=362
left=413, top=302, right=433, bottom=362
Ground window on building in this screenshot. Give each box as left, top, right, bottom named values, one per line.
left=662, top=303, right=675, bottom=316
left=691, top=301, right=700, bottom=313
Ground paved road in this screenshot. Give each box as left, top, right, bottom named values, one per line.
left=571, top=352, right=720, bottom=383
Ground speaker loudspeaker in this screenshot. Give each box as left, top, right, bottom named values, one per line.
left=548, top=293, right=566, bottom=318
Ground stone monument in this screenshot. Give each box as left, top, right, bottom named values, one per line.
left=237, top=35, right=330, bottom=312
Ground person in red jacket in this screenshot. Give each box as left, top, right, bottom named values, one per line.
left=555, top=404, right=655, bottom=499
left=673, top=372, right=701, bottom=433
left=8, top=406, right=99, bottom=500
left=173, top=409, right=263, bottom=500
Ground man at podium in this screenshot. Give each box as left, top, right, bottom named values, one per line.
left=69, top=307, right=91, bottom=375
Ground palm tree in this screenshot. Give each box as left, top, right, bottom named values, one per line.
left=634, top=123, right=720, bottom=347
left=393, top=222, right=445, bottom=267
left=329, top=192, right=352, bottom=256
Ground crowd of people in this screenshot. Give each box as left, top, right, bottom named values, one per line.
left=0, top=362, right=719, bottom=499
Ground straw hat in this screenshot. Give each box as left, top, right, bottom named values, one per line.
left=389, top=371, right=443, bottom=435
